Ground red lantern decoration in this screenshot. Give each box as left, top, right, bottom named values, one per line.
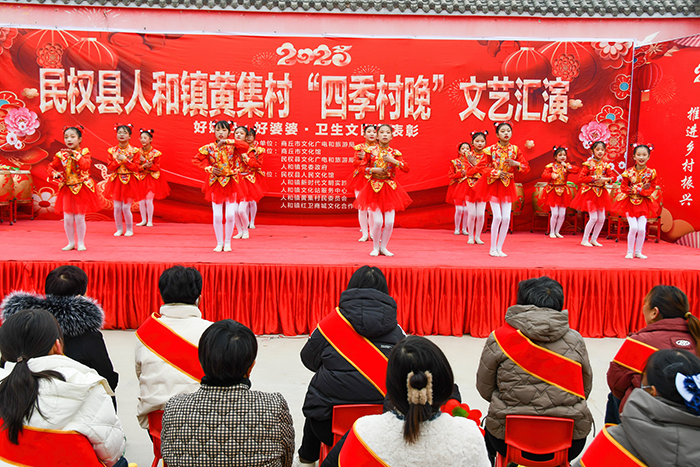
left=635, top=62, right=663, bottom=102
left=65, top=37, right=119, bottom=71
left=501, top=47, right=550, bottom=79
left=538, top=41, right=597, bottom=94
left=12, top=29, right=80, bottom=80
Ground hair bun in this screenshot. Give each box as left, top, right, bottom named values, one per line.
left=406, top=371, right=433, bottom=406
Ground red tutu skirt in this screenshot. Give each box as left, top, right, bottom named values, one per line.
left=446, top=182, right=473, bottom=205
left=473, top=177, right=518, bottom=203
left=570, top=187, right=612, bottom=212
left=613, top=197, right=660, bottom=218
left=140, top=174, right=170, bottom=200
left=103, top=177, right=142, bottom=201
left=239, top=177, right=265, bottom=202
left=55, top=185, right=101, bottom=215
left=347, top=171, right=368, bottom=195
left=353, top=181, right=412, bottom=212
left=538, top=186, right=572, bottom=208
left=255, top=172, right=268, bottom=194
left=202, top=179, right=245, bottom=204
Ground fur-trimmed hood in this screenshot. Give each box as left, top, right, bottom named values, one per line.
left=1, top=291, right=105, bottom=337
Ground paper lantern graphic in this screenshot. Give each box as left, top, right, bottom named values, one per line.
left=65, top=37, right=119, bottom=71
left=635, top=62, right=663, bottom=102
left=538, top=41, right=597, bottom=94
left=502, top=47, right=550, bottom=79
left=13, top=29, right=80, bottom=79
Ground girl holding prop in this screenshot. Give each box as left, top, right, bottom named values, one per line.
left=136, top=129, right=170, bottom=227
left=104, top=124, right=141, bottom=237
left=539, top=146, right=580, bottom=239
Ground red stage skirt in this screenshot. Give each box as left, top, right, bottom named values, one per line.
left=613, top=197, right=660, bottom=219
left=202, top=179, right=245, bottom=204
left=103, top=177, right=142, bottom=201
left=446, top=182, right=474, bottom=205
left=571, top=187, right=612, bottom=212
left=538, top=186, right=572, bottom=208
left=140, top=175, right=170, bottom=200
left=473, top=177, right=518, bottom=203
left=55, top=185, right=101, bottom=215
left=255, top=173, right=268, bottom=194
left=239, top=177, right=265, bottom=202
left=347, top=171, right=368, bottom=194
left=353, top=181, right=412, bottom=212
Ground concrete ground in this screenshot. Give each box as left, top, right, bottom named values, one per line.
left=106, top=331, right=622, bottom=466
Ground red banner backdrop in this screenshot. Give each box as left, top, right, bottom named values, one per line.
left=0, top=29, right=636, bottom=226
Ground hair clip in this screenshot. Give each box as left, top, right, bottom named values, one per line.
left=78, top=125, right=84, bottom=130
left=675, top=373, right=700, bottom=415
left=62, top=125, right=70, bottom=132
left=648, top=144, right=654, bottom=152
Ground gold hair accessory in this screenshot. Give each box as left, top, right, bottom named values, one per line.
left=406, top=371, right=433, bottom=406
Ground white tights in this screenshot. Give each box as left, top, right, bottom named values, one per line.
left=583, top=209, right=606, bottom=243
left=63, top=213, right=86, bottom=248
left=358, top=209, right=371, bottom=237
left=237, top=201, right=249, bottom=236
left=489, top=201, right=511, bottom=252
left=549, top=206, right=567, bottom=235
left=113, top=199, right=134, bottom=233
left=627, top=216, right=647, bottom=255
left=212, top=201, right=238, bottom=246
left=454, top=204, right=466, bottom=233
left=466, top=201, right=486, bottom=241
left=139, top=192, right=155, bottom=225
left=248, top=200, right=257, bottom=226
left=370, top=209, right=395, bottom=252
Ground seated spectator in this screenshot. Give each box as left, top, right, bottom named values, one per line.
left=0, top=309, right=127, bottom=466
left=160, top=319, right=294, bottom=466
left=575, top=349, right=700, bottom=467
left=135, top=265, right=213, bottom=430
left=323, top=336, right=490, bottom=466
left=606, top=285, right=699, bottom=424
left=297, top=266, right=405, bottom=465
left=476, top=276, right=592, bottom=464
left=1, top=265, right=119, bottom=403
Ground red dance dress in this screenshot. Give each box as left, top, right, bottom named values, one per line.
left=472, top=143, right=529, bottom=203
left=353, top=146, right=412, bottom=212
left=137, top=147, right=170, bottom=199
left=538, top=162, right=580, bottom=208
left=47, top=148, right=101, bottom=215
left=237, top=144, right=264, bottom=202
left=570, top=158, right=616, bottom=212
left=103, top=145, right=143, bottom=201
left=612, top=166, right=660, bottom=218
left=347, top=142, right=376, bottom=194
left=192, top=139, right=249, bottom=204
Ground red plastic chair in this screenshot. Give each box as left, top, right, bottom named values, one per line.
left=147, top=410, right=167, bottom=467
left=496, top=415, right=574, bottom=467
left=318, top=404, right=384, bottom=464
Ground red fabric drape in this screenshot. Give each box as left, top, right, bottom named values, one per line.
left=2, top=261, right=698, bottom=338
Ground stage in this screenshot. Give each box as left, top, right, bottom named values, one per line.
left=1, top=220, right=699, bottom=338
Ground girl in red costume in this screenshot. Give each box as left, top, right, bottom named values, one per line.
left=465, top=131, right=489, bottom=245
left=136, top=129, right=170, bottom=227
left=613, top=144, right=660, bottom=259
left=350, top=125, right=378, bottom=242
left=354, top=124, right=411, bottom=257
left=446, top=142, right=472, bottom=236
left=244, top=127, right=265, bottom=230
left=104, top=124, right=141, bottom=237
left=192, top=121, right=248, bottom=251
left=48, top=126, right=101, bottom=251
left=539, top=146, right=580, bottom=239
left=571, top=141, right=616, bottom=248
left=473, top=122, right=529, bottom=257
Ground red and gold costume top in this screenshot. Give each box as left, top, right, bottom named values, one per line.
left=138, top=147, right=163, bottom=180
left=477, top=142, right=529, bottom=187
left=193, top=139, right=249, bottom=187
left=352, top=142, right=377, bottom=177
left=360, top=145, right=409, bottom=192
left=542, top=162, right=580, bottom=195
left=578, top=157, right=616, bottom=196
left=618, top=166, right=657, bottom=205
left=236, top=142, right=263, bottom=182
left=107, top=144, right=140, bottom=184
left=48, top=147, right=96, bottom=195
left=248, top=143, right=266, bottom=175
left=448, top=151, right=472, bottom=186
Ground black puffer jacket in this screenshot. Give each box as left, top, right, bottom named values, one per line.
left=1, top=291, right=119, bottom=392
left=301, top=288, right=405, bottom=420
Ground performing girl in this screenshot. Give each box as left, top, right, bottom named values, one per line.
left=230, top=126, right=264, bottom=239
left=349, top=124, right=378, bottom=242
left=539, top=146, right=580, bottom=239
left=353, top=124, right=411, bottom=257
left=244, top=127, right=266, bottom=230
left=473, top=122, right=529, bottom=257
left=446, top=142, right=472, bottom=236
left=192, top=121, right=248, bottom=252
left=570, top=141, right=616, bottom=248
left=136, top=129, right=170, bottom=227
left=613, top=144, right=660, bottom=260
left=47, top=126, right=101, bottom=251
left=465, top=131, right=489, bottom=245
left=103, top=124, right=142, bottom=237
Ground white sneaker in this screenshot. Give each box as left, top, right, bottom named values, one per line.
left=242, top=232, right=249, bottom=239
left=380, top=247, right=394, bottom=257
left=62, top=244, right=75, bottom=251
left=489, top=250, right=500, bottom=257
left=497, top=250, right=508, bottom=257
left=233, top=232, right=243, bottom=239
left=625, top=252, right=634, bottom=259
left=249, top=223, right=256, bottom=229
left=358, top=235, right=369, bottom=242
left=462, top=229, right=469, bottom=235
left=77, top=245, right=87, bottom=251
left=454, top=229, right=461, bottom=235
left=114, top=230, right=123, bottom=237
left=369, top=249, right=380, bottom=256
left=467, top=238, right=475, bottom=244
left=213, top=245, right=224, bottom=252
left=549, top=232, right=557, bottom=239
left=591, top=240, right=603, bottom=247
left=223, top=244, right=232, bottom=252
left=124, top=230, right=134, bottom=237
left=475, top=238, right=484, bottom=245
left=581, top=241, right=593, bottom=247
left=136, top=220, right=147, bottom=226
left=146, top=222, right=153, bottom=227
left=555, top=232, right=564, bottom=238
left=635, top=252, right=648, bottom=259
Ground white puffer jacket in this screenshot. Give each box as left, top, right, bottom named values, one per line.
left=135, top=303, right=213, bottom=429
left=0, top=355, right=126, bottom=467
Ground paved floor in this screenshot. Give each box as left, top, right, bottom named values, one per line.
left=106, top=331, right=623, bottom=466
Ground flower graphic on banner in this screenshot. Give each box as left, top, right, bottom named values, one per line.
left=592, top=41, right=633, bottom=69
left=36, top=43, right=65, bottom=68
left=4, top=107, right=40, bottom=138
left=0, top=28, right=18, bottom=56
left=610, top=74, right=631, bottom=100
left=579, top=121, right=611, bottom=149
left=32, top=187, right=57, bottom=215
left=605, top=120, right=628, bottom=164
left=551, top=53, right=580, bottom=81
left=633, top=43, right=668, bottom=69
left=596, top=105, right=625, bottom=123
left=0, top=91, right=46, bottom=165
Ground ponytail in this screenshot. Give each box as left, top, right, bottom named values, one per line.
left=404, top=370, right=433, bottom=444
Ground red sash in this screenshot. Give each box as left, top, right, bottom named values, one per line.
left=317, top=308, right=388, bottom=396
left=493, top=323, right=585, bottom=399
left=0, top=423, right=104, bottom=466
left=136, top=313, right=204, bottom=381
left=339, top=423, right=390, bottom=467
left=612, top=338, right=658, bottom=374
left=580, top=427, right=648, bottom=467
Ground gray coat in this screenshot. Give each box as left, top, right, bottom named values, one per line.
left=476, top=304, right=593, bottom=440
left=574, top=388, right=700, bottom=467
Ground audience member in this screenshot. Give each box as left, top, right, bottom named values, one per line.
left=160, top=319, right=294, bottom=466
